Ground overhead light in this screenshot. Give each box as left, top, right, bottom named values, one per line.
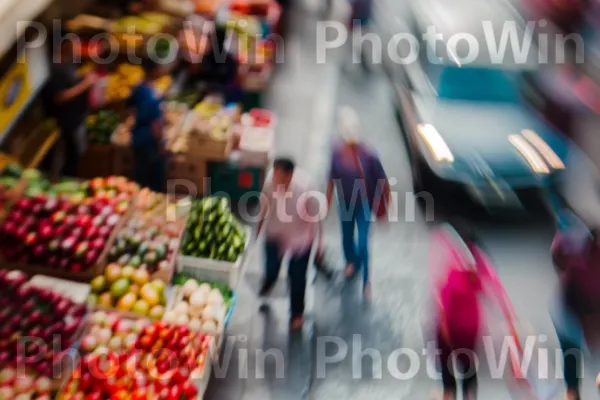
left=509, top=134, right=550, bottom=174
left=417, top=124, right=454, bottom=162
left=521, top=129, right=565, bottom=169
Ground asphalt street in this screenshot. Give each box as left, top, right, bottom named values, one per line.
left=204, top=0, right=600, bottom=398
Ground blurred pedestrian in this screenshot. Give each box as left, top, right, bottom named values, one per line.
left=327, top=106, right=391, bottom=299
left=257, top=158, right=322, bottom=330
left=431, top=223, right=515, bottom=400
left=43, top=39, right=95, bottom=177
left=348, top=0, right=373, bottom=70
left=551, top=222, right=600, bottom=400
left=128, top=58, right=168, bottom=192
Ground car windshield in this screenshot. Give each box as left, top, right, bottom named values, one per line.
left=431, top=66, right=521, bottom=103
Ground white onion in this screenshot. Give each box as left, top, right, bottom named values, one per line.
left=182, top=280, right=199, bottom=298
left=176, top=314, right=189, bottom=325
left=189, top=318, right=202, bottom=332
left=201, top=320, right=217, bottom=335
left=189, top=290, right=206, bottom=308
left=173, top=302, right=189, bottom=316
left=207, top=289, right=224, bottom=306
left=189, top=304, right=204, bottom=318
left=202, top=305, right=216, bottom=322
left=198, top=283, right=211, bottom=295
left=163, top=311, right=176, bottom=324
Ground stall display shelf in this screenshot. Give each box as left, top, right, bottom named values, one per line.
left=177, top=226, right=251, bottom=288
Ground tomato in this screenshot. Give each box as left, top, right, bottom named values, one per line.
left=172, top=367, right=190, bottom=384
left=167, top=385, right=182, bottom=400
left=181, top=380, right=198, bottom=398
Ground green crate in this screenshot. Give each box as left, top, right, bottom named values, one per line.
left=207, top=161, right=264, bottom=201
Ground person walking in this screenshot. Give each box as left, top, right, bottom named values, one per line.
left=326, top=106, right=390, bottom=298
left=431, top=223, right=515, bottom=400
left=43, top=39, right=95, bottom=176
left=551, top=219, right=600, bottom=400
left=257, top=158, right=322, bottom=330
left=127, top=59, right=168, bottom=192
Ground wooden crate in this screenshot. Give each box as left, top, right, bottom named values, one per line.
left=78, top=144, right=115, bottom=178
left=167, top=155, right=208, bottom=196
left=113, top=146, right=134, bottom=179
left=189, top=135, right=232, bottom=161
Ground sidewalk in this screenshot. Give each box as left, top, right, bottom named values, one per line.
left=203, top=1, right=343, bottom=399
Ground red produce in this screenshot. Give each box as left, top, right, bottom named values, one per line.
left=1, top=221, right=16, bottom=238
left=71, top=227, right=84, bottom=240
left=33, top=244, right=47, bottom=260
left=25, top=232, right=38, bottom=247
left=48, top=255, right=59, bottom=267
left=15, top=198, right=33, bottom=211
left=167, top=385, right=182, bottom=400
left=55, top=225, right=68, bottom=238
left=21, top=299, right=36, bottom=314
left=74, top=241, right=88, bottom=259
left=77, top=215, right=92, bottom=229
left=98, top=226, right=112, bottom=239
left=51, top=211, right=66, bottom=225
left=181, top=380, right=198, bottom=398
left=48, top=239, right=60, bottom=253
left=54, top=300, right=71, bottom=316
left=43, top=198, right=59, bottom=213
left=31, top=203, right=43, bottom=215
left=15, top=225, right=28, bottom=241
left=84, top=250, right=99, bottom=266
left=85, top=226, right=99, bottom=239
left=61, top=237, right=77, bottom=254
left=59, top=258, right=71, bottom=270
left=39, top=223, right=54, bottom=241
left=71, top=263, right=83, bottom=273
left=64, top=215, right=78, bottom=227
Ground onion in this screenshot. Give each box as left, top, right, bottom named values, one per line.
left=198, top=283, right=211, bottom=295
left=182, top=280, right=199, bottom=298
left=201, top=320, right=217, bottom=335
left=163, top=311, right=177, bottom=324
left=207, top=289, right=223, bottom=306
left=202, top=306, right=216, bottom=322
left=189, top=318, right=202, bottom=332
left=173, top=302, right=189, bottom=316
left=188, top=305, right=204, bottom=319
left=189, top=290, right=206, bottom=308
left=176, top=314, right=189, bottom=325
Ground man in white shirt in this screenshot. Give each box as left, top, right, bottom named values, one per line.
left=257, top=158, right=323, bottom=329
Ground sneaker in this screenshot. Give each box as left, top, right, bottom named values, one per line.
left=363, top=282, right=372, bottom=300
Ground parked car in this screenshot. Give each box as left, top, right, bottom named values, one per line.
left=383, top=0, right=570, bottom=210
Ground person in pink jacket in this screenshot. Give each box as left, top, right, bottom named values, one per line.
left=431, top=223, right=515, bottom=400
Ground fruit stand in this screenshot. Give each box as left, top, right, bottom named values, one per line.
left=0, top=0, right=284, bottom=396
left=0, top=154, right=258, bottom=398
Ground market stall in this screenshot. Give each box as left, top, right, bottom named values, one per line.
left=0, top=0, right=284, bottom=396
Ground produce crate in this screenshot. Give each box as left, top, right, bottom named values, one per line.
left=0, top=208, right=133, bottom=282
left=78, top=144, right=116, bottom=178
left=177, top=226, right=251, bottom=288
left=28, top=275, right=91, bottom=304
left=190, top=135, right=232, bottom=161
left=167, top=155, right=208, bottom=196
left=113, top=146, right=134, bottom=179
left=166, top=286, right=232, bottom=355
left=207, top=161, right=265, bottom=201
left=192, top=337, right=217, bottom=400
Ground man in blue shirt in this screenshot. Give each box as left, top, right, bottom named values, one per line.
left=128, top=59, right=167, bottom=192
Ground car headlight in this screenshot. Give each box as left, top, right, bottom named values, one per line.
left=521, top=130, right=565, bottom=170
left=508, top=134, right=550, bottom=174
left=416, top=124, right=454, bottom=163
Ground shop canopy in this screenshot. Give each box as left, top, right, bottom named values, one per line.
left=0, top=0, right=54, bottom=58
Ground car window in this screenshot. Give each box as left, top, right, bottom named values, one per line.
left=432, top=66, right=521, bottom=102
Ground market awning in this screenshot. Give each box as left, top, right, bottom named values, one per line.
left=0, top=0, right=54, bottom=59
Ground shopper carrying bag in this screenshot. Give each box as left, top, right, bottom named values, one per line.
left=326, top=106, right=391, bottom=299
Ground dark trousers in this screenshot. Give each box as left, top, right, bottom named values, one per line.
left=262, top=240, right=311, bottom=318
left=558, top=334, right=582, bottom=396
left=437, top=331, right=478, bottom=396
left=62, top=123, right=87, bottom=177
left=134, top=146, right=166, bottom=192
